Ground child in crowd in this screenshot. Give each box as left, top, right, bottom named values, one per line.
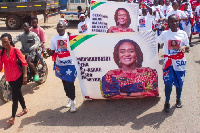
left=166, top=2, right=188, bottom=30
left=158, top=15, right=189, bottom=112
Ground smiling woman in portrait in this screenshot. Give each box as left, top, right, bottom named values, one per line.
left=100, top=39, right=158, bottom=99
left=107, top=8, right=134, bottom=33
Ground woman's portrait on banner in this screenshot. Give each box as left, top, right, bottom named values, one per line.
left=107, top=8, right=134, bottom=33
left=100, top=39, right=159, bottom=99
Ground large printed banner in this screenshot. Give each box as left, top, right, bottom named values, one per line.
left=69, top=31, right=159, bottom=99
left=90, top=1, right=139, bottom=33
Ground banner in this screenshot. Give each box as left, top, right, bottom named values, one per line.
left=69, top=31, right=159, bottom=99
left=90, top=1, right=139, bottom=33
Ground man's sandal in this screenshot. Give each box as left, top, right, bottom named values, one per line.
left=7, top=118, right=15, bottom=125
left=16, top=108, right=28, bottom=117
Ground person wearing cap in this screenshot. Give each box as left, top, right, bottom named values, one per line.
left=59, top=14, right=68, bottom=26
left=138, top=2, right=154, bottom=31
left=78, top=14, right=88, bottom=34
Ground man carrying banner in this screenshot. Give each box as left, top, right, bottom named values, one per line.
left=158, top=15, right=189, bottom=112
left=47, top=22, right=77, bottom=112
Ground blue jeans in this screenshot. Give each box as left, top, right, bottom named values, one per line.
left=165, top=84, right=182, bottom=102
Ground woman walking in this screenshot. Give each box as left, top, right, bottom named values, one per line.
left=0, top=33, right=28, bottom=124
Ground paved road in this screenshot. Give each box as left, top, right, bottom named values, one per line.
left=0, top=15, right=199, bottom=133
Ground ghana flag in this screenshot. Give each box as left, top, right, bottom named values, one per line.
left=91, top=1, right=106, bottom=10
left=69, top=34, right=97, bottom=50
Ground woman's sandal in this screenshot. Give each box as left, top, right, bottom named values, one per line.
left=16, top=108, right=28, bottom=117
left=7, top=118, right=15, bottom=125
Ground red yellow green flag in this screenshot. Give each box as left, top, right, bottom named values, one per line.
left=69, top=34, right=97, bottom=50
left=91, top=1, right=106, bottom=10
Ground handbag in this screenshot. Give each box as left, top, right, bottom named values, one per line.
left=14, top=48, right=23, bottom=73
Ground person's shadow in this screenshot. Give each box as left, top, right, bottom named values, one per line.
left=0, top=118, right=14, bottom=130
left=131, top=105, right=176, bottom=129
left=15, top=97, right=175, bottom=129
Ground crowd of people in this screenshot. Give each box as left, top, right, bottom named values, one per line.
left=0, top=0, right=199, bottom=125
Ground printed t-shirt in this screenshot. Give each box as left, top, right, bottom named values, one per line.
left=78, top=21, right=88, bottom=34
left=138, top=13, right=154, bottom=31
left=158, top=29, right=189, bottom=55
left=50, top=33, right=76, bottom=82
left=161, top=5, right=173, bottom=17
left=158, top=29, right=189, bottom=88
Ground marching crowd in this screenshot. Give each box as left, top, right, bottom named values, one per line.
left=0, top=0, right=199, bottom=125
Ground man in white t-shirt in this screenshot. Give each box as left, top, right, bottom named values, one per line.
left=138, top=2, right=154, bottom=31
left=47, top=22, right=77, bottom=112
left=78, top=14, right=88, bottom=34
